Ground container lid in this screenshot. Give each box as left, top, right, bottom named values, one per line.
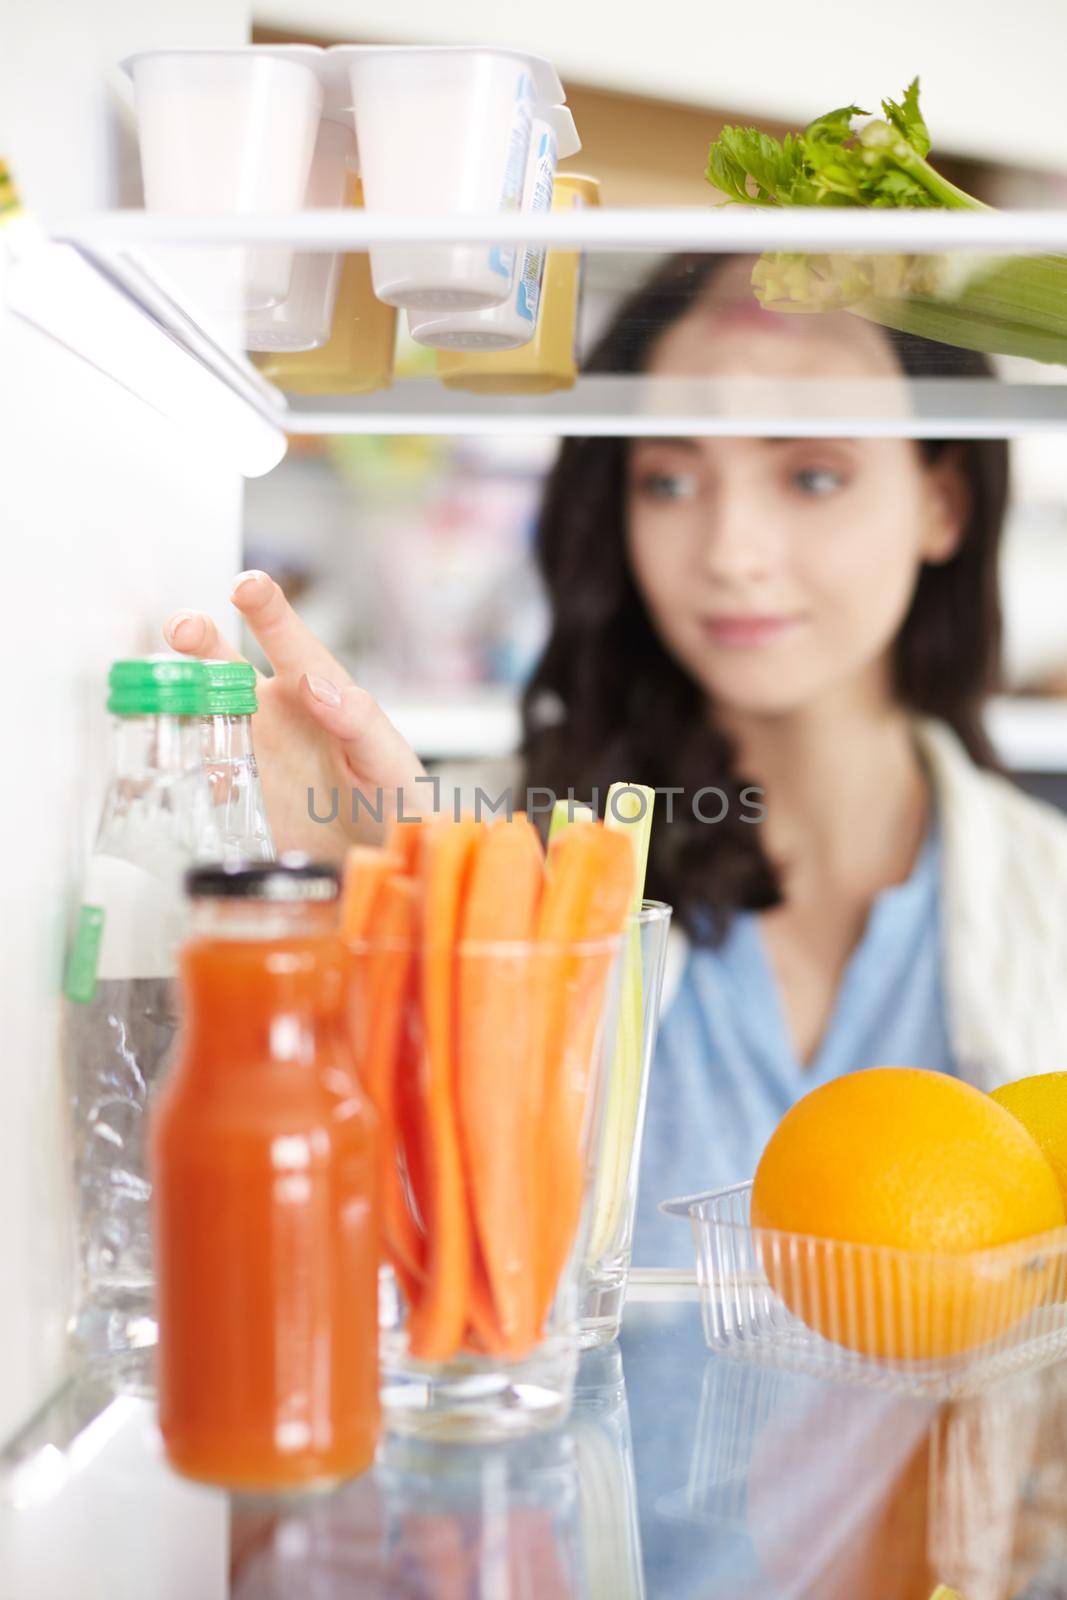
left=120, top=45, right=352, bottom=124
left=186, top=855, right=340, bottom=902
left=541, top=106, right=581, bottom=161
left=203, top=659, right=258, bottom=716
left=121, top=44, right=326, bottom=76
left=107, top=656, right=206, bottom=717
left=332, top=44, right=565, bottom=109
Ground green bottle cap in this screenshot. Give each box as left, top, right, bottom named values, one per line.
left=107, top=656, right=207, bottom=717
left=202, top=659, right=258, bottom=716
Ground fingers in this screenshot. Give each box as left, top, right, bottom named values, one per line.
left=163, top=610, right=250, bottom=668
left=300, top=673, right=426, bottom=801
left=231, top=570, right=349, bottom=684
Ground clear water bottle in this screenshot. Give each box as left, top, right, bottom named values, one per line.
left=200, top=659, right=274, bottom=864
left=64, top=656, right=216, bottom=1359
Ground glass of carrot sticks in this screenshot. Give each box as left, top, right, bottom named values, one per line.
left=342, top=807, right=645, bottom=1441
left=550, top=787, right=672, bottom=1348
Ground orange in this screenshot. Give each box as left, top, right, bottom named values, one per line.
left=751, top=1067, right=1065, bottom=1361
left=990, top=1072, right=1067, bottom=1206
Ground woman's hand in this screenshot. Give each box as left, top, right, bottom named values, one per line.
left=164, top=570, right=426, bottom=860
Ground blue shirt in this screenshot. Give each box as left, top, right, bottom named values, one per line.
left=633, top=827, right=954, bottom=1268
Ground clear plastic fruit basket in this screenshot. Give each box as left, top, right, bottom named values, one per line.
left=661, top=1181, right=1067, bottom=1400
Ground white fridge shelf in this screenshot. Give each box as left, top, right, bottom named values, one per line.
left=383, top=687, right=1067, bottom=771
left=51, top=207, right=1067, bottom=443
left=58, top=206, right=1067, bottom=255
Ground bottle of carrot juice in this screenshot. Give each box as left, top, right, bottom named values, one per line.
left=151, top=857, right=380, bottom=1491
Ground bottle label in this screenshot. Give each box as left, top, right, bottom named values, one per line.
left=78, top=854, right=184, bottom=981
left=64, top=905, right=106, bottom=1004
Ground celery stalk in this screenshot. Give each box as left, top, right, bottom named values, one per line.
left=587, top=784, right=655, bottom=1264
left=706, top=79, right=1067, bottom=367
left=548, top=798, right=593, bottom=844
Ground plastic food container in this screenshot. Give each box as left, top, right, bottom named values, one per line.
left=406, top=107, right=580, bottom=351
left=245, top=118, right=356, bottom=353
left=338, top=45, right=564, bottom=311
left=127, top=48, right=324, bottom=311
left=252, top=180, right=398, bottom=395
left=436, top=172, right=600, bottom=393
left=661, top=1181, right=1067, bottom=1399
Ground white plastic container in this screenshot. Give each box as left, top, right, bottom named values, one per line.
left=245, top=119, right=356, bottom=352
left=128, top=49, right=324, bottom=311
left=339, top=46, right=564, bottom=311
left=407, top=106, right=579, bottom=351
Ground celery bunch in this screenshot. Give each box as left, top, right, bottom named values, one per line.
left=706, top=79, right=1067, bottom=366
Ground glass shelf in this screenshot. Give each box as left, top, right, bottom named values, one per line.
left=53, top=208, right=1067, bottom=439
left=5, top=1299, right=1067, bottom=1598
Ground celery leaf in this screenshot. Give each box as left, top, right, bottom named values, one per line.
left=881, top=77, right=931, bottom=158
left=706, top=127, right=803, bottom=204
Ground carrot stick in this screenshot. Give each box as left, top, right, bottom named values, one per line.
left=356, top=876, right=415, bottom=1109
left=352, top=875, right=427, bottom=1297
left=341, top=845, right=400, bottom=941
left=465, top=1243, right=510, bottom=1357
left=532, top=824, right=635, bottom=1329
left=390, top=979, right=430, bottom=1276
left=407, top=816, right=481, bottom=1362
left=386, top=815, right=422, bottom=877
left=394, top=1216, right=506, bottom=1356
left=456, top=816, right=545, bottom=1354
left=389, top=990, right=505, bottom=1357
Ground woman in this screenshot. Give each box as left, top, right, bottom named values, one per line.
left=164, top=254, right=1067, bottom=1266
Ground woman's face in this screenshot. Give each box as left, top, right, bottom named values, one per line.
left=625, top=263, right=967, bottom=721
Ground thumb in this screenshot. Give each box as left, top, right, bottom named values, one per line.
left=301, top=672, right=428, bottom=817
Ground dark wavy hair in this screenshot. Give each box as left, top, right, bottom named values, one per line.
left=520, top=253, right=1009, bottom=941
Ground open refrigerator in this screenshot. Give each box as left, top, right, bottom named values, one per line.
left=5, top=0, right=1067, bottom=1485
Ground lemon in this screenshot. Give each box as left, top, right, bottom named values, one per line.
left=990, top=1072, right=1067, bottom=1206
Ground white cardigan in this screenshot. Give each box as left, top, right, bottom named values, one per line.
left=435, top=718, right=1067, bottom=1087
left=914, top=719, right=1067, bottom=1089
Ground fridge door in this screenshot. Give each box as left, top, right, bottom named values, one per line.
left=0, top=0, right=252, bottom=1447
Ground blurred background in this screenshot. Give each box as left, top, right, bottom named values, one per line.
left=231, top=3, right=1067, bottom=800
left=6, top=0, right=1067, bottom=787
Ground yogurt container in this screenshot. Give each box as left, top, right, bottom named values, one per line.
left=127, top=48, right=324, bottom=312
left=436, top=172, right=601, bottom=394
left=252, top=182, right=398, bottom=396
left=245, top=119, right=356, bottom=353
left=337, top=46, right=565, bottom=312
left=406, top=107, right=579, bottom=351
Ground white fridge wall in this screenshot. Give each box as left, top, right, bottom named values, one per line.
left=0, top=0, right=251, bottom=217
left=259, top=0, right=1067, bottom=177
left=0, top=0, right=250, bottom=1448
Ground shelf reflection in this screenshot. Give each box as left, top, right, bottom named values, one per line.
left=230, top=1344, right=642, bottom=1599
left=661, top=1353, right=1067, bottom=1600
